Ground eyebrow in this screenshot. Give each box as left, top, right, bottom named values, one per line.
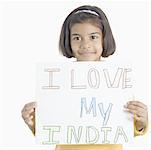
left=89, top=32, right=102, bottom=35
left=71, top=32, right=102, bottom=36
left=71, top=33, right=80, bottom=36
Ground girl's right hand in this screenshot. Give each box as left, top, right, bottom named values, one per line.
left=21, top=102, right=37, bottom=134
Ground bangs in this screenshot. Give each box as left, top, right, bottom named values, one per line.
left=69, top=13, right=103, bottom=31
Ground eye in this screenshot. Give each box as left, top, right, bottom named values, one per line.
left=90, top=35, right=99, bottom=40
left=72, top=36, right=81, bottom=41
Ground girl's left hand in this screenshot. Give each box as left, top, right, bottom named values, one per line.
left=124, top=101, right=148, bottom=131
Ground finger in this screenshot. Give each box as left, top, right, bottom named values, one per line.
left=125, top=108, right=147, bottom=119
left=127, top=101, right=147, bottom=109
left=135, top=111, right=147, bottom=118
left=124, top=108, right=137, bottom=115
left=124, top=104, right=144, bottom=112
left=28, top=120, right=34, bottom=127
left=134, top=115, right=146, bottom=123
left=22, top=109, right=35, bottom=119
left=124, top=108, right=143, bottom=116
left=126, top=104, right=148, bottom=117
left=24, top=118, right=34, bottom=126
left=22, top=106, right=35, bottom=115
left=125, top=107, right=146, bottom=117
left=23, top=114, right=34, bottom=125
left=31, top=111, right=35, bottom=116
left=126, top=104, right=146, bottom=112
left=24, top=102, right=37, bottom=111
left=30, top=115, right=34, bottom=120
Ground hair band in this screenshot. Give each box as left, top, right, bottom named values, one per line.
left=75, top=10, right=99, bottom=16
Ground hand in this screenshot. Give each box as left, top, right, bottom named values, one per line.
left=21, top=102, right=36, bottom=134
left=124, top=100, right=148, bottom=131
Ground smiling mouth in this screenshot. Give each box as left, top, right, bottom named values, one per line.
left=78, top=51, right=96, bottom=56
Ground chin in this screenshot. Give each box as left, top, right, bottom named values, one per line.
left=78, top=58, right=100, bottom=61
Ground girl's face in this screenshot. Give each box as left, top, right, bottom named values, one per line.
left=70, top=22, right=103, bottom=61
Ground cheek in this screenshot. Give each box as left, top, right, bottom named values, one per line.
left=71, top=42, right=79, bottom=52
left=100, top=48, right=103, bottom=55
left=96, top=45, right=103, bottom=57
left=95, top=42, right=103, bottom=51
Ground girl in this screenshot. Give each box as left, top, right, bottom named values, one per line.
left=22, top=5, right=148, bottom=150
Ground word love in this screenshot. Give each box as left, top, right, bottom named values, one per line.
left=42, top=67, right=132, bottom=90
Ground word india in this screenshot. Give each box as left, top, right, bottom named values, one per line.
left=42, top=67, right=132, bottom=90
left=42, top=98, right=129, bottom=145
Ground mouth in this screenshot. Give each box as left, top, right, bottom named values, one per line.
left=78, top=51, right=96, bottom=56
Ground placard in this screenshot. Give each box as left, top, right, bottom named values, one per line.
left=36, top=61, right=134, bottom=145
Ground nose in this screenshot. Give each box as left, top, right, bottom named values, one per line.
left=80, top=39, right=91, bottom=50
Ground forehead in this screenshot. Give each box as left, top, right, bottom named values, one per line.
left=71, top=23, right=102, bottom=35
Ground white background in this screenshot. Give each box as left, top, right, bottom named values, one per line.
left=0, top=0, right=151, bottom=150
